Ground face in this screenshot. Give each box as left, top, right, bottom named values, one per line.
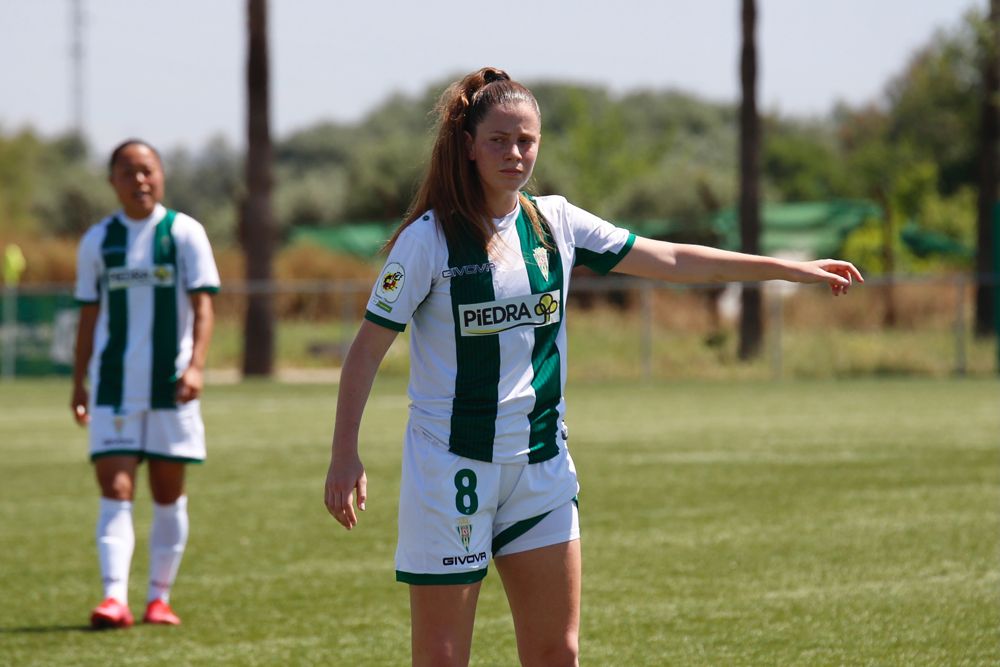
left=108, top=143, right=164, bottom=219
left=465, top=101, right=540, bottom=215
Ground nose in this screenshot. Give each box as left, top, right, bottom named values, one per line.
left=505, top=141, right=521, bottom=161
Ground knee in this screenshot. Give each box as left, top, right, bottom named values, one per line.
left=99, top=476, right=134, bottom=501
left=413, top=644, right=470, bottom=667
left=524, top=636, right=579, bottom=667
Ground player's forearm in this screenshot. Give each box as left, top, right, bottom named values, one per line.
left=669, top=244, right=798, bottom=283
left=187, top=293, right=215, bottom=372
left=617, top=237, right=799, bottom=284
left=73, top=305, right=98, bottom=387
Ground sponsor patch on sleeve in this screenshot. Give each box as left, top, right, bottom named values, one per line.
left=375, top=262, right=405, bottom=303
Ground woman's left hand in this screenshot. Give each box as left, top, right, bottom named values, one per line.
left=175, top=366, right=204, bottom=403
left=800, top=259, right=864, bottom=296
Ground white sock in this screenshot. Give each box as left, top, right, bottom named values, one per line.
left=147, top=495, right=189, bottom=604
left=96, top=498, right=134, bottom=603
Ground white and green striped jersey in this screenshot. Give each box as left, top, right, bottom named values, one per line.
left=75, top=204, right=220, bottom=412
left=365, top=195, right=635, bottom=464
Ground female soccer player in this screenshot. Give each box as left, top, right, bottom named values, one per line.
left=72, top=139, right=220, bottom=629
left=324, top=67, right=862, bottom=666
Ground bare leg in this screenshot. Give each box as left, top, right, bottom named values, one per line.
left=409, top=582, right=482, bottom=667
left=494, top=540, right=581, bottom=667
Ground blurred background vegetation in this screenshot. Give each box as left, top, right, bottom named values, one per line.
left=0, top=9, right=985, bottom=283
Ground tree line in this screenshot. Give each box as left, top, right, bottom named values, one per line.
left=0, top=3, right=993, bottom=370
left=1, top=8, right=983, bottom=272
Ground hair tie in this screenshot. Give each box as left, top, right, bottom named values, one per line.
left=483, top=69, right=507, bottom=85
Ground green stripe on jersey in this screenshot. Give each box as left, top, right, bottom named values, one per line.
left=151, top=210, right=179, bottom=409
left=446, top=228, right=500, bottom=462
left=517, top=199, right=563, bottom=463
left=96, top=218, right=128, bottom=409
left=574, top=232, right=637, bottom=274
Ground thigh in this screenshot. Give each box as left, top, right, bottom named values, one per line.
left=146, top=401, right=206, bottom=463
left=494, top=539, right=581, bottom=667
left=409, top=582, right=482, bottom=667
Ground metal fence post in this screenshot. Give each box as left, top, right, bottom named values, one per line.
left=640, top=281, right=653, bottom=380
left=1, top=285, right=16, bottom=381
left=768, top=286, right=783, bottom=381
left=954, top=274, right=967, bottom=377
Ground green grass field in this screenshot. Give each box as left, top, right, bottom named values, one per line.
left=1, top=378, right=998, bottom=666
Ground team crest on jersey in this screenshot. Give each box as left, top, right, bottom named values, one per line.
left=458, top=290, right=561, bottom=336
left=456, top=518, right=472, bottom=552
left=533, top=247, right=550, bottom=281
left=375, top=262, right=405, bottom=303
left=106, top=265, right=175, bottom=290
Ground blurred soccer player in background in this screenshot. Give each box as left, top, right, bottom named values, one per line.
left=72, top=139, right=220, bottom=629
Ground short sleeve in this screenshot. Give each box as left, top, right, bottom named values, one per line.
left=74, top=227, right=103, bottom=305
left=176, top=214, right=221, bottom=293
left=364, top=222, right=436, bottom=332
left=565, top=201, right=636, bottom=275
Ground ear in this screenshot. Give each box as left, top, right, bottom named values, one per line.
left=464, top=131, right=475, bottom=161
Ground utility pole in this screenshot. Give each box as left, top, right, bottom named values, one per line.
left=70, top=0, right=85, bottom=137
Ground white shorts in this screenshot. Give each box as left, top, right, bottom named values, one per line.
left=395, top=424, right=580, bottom=585
left=88, top=401, right=206, bottom=463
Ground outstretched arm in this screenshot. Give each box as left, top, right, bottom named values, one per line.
left=325, top=319, right=398, bottom=530
left=613, top=237, right=863, bottom=295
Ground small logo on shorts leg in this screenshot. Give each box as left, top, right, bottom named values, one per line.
left=113, top=416, right=125, bottom=434
left=456, top=518, right=472, bottom=553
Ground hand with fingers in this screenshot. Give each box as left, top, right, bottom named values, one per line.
left=798, top=259, right=864, bottom=296
left=175, top=366, right=204, bottom=403
left=325, top=452, right=367, bottom=530
left=71, top=385, right=90, bottom=426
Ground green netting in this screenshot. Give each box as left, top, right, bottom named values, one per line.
left=289, top=200, right=887, bottom=260
left=289, top=224, right=394, bottom=258
left=901, top=221, right=973, bottom=258
left=710, top=200, right=882, bottom=257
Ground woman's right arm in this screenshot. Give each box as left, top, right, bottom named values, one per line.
left=71, top=304, right=99, bottom=425
left=324, top=319, right=399, bottom=530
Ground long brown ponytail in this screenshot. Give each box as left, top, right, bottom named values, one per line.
left=386, top=67, right=550, bottom=252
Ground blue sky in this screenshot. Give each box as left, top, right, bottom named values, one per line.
left=0, top=0, right=981, bottom=157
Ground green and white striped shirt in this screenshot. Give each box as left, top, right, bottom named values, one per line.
left=75, top=204, right=220, bottom=412
left=365, top=195, right=635, bottom=464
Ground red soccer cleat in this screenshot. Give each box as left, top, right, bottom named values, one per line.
left=143, top=599, right=181, bottom=625
left=90, top=598, right=134, bottom=629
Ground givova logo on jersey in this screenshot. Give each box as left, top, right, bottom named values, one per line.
left=458, top=290, right=560, bottom=336
left=106, top=265, right=175, bottom=290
